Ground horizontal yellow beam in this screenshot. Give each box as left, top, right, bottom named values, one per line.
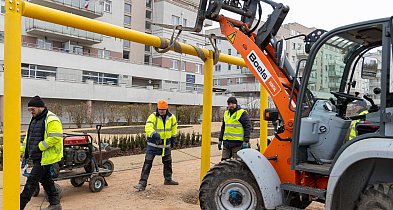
left=22, top=1, right=247, bottom=67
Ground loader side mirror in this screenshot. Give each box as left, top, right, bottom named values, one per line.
left=276, top=39, right=287, bottom=69
left=361, top=57, right=378, bottom=79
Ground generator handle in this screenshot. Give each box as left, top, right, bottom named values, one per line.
left=96, top=124, right=103, bottom=167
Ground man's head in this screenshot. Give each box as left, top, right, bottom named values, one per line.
left=227, top=96, right=237, bottom=110
left=28, top=95, right=46, bottom=117
left=157, top=99, right=168, bottom=116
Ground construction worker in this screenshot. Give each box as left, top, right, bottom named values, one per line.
left=20, top=96, right=63, bottom=210
left=218, top=96, right=251, bottom=161
left=134, top=99, right=179, bottom=191
left=348, top=100, right=369, bottom=141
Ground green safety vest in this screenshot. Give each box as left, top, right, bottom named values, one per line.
left=349, top=110, right=369, bottom=141
left=223, top=109, right=246, bottom=141
left=145, top=112, right=177, bottom=156
left=20, top=111, right=63, bottom=166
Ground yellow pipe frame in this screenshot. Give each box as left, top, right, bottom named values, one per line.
left=259, top=85, right=268, bottom=153
left=2, top=1, right=252, bottom=206
left=22, top=1, right=247, bottom=67
left=200, top=52, right=214, bottom=181
left=3, top=0, right=22, bottom=209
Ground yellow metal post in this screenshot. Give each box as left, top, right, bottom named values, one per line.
left=259, top=84, right=268, bottom=153
left=3, top=0, right=22, bottom=209
left=200, top=52, right=214, bottom=182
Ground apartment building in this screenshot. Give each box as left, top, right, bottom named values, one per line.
left=0, top=0, right=227, bottom=127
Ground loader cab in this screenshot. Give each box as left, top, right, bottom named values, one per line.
left=292, top=18, right=393, bottom=173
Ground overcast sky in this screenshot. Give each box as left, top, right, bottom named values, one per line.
left=276, top=0, right=393, bottom=30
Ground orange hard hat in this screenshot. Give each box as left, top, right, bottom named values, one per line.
left=157, top=100, right=168, bottom=109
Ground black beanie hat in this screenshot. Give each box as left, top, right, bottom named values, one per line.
left=227, top=96, right=237, bottom=104
left=28, top=96, right=45, bottom=107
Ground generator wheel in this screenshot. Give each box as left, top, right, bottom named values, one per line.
left=89, top=175, right=105, bottom=192
left=45, top=183, right=62, bottom=201
left=33, top=183, right=40, bottom=197
left=70, top=177, right=85, bottom=187
left=101, top=160, right=114, bottom=177
left=199, top=159, right=264, bottom=210
left=356, top=183, right=393, bottom=209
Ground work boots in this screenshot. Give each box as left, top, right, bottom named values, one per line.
left=163, top=155, right=178, bottom=185
left=41, top=204, right=62, bottom=210
left=164, top=179, right=179, bottom=185
left=133, top=183, right=146, bottom=191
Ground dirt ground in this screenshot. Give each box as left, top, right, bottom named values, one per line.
left=19, top=155, right=324, bottom=210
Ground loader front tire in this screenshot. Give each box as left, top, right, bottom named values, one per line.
left=356, top=183, right=393, bottom=210
left=199, top=159, right=264, bottom=210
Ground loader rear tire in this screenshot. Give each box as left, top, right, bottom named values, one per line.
left=199, top=159, right=264, bottom=210
left=356, top=183, right=393, bottom=210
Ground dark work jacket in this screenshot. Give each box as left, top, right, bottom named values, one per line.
left=146, top=109, right=176, bottom=156
left=25, top=108, right=48, bottom=160
left=219, top=105, right=251, bottom=149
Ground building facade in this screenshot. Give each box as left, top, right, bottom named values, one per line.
left=0, top=0, right=226, bottom=127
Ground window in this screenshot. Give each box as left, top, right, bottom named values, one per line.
left=228, top=49, right=231, bottom=55
left=73, top=46, right=83, bottom=55
left=144, top=54, right=151, bottom=64
left=98, top=49, right=110, bottom=59
left=228, top=79, right=232, bottom=84
left=171, top=15, right=180, bottom=25
left=145, top=21, right=151, bottom=31
left=82, top=70, right=119, bottom=85
left=37, top=39, right=53, bottom=50
left=123, top=40, right=130, bottom=49
left=22, top=63, right=56, bottom=79
left=236, top=77, right=243, bottom=84
left=124, top=3, right=131, bottom=14
left=146, top=0, right=152, bottom=8
left=124, top=15, right=131, bottom=26
left=214, top=79, right=220, bottom=86
left=181, top=61, right=186, bottom=71
left=123, top=50, right=130, bottom=60
left=215, top=64, right=221, bottom=72
left=228, top=64, right=232, bottom=71
left=171, top=59, right=179, bottom=70
left=145, top=45, right=151, bottom=52
left=196, top=64, right=202, bottom=74
left=237, top=65, right=242, bottom=70
left=183, top=18, right=187, bottom=27
left=0, top=0, right=5, bottom=14
left=292, top=43, right=296, bottom=50
left=0, top=31, right=4, bottom=43
left=146, top=10, right=152, bottom=19
left=103, top=0, right=112, bottom=12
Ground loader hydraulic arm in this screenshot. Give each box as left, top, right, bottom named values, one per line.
left=197, top=0, right=296, bottom=137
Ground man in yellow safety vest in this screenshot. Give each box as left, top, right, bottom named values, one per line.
left=134, top=99, right=178, bottom=191
left=218, top=97, right=251, bottom=161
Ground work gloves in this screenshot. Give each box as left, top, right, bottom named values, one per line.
left=218, top=140, right=222, bottom=150
left=151, top=133, right=162, bottom=145
left=241, top=142, right=250, bottom=149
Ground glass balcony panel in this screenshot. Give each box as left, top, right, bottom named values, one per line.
left=25, top=18, right=103, bottom=43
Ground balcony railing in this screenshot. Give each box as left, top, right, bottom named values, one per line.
left=25, top=18, right=103, bottom=44
left=29, top=0, right=103, bottom=18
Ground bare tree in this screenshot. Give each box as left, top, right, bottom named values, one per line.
left=65, top=102, right=88, bottom=128
left=106, top=104, right=122, bottom=125
left=121, top=104, right=138, bottom=125
left=46, top=102, right=63, bottom=117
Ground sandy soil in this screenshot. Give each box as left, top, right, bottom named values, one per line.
left=20, top=155, right=323, bottom=210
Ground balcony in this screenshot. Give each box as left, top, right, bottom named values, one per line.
left=25, top=18, right=103, bottom=45
left=296, top=49, right=308, bottom=59
left=241, top=68, right=253, bottom=75
left=29, top=0, right=103, bottom=18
